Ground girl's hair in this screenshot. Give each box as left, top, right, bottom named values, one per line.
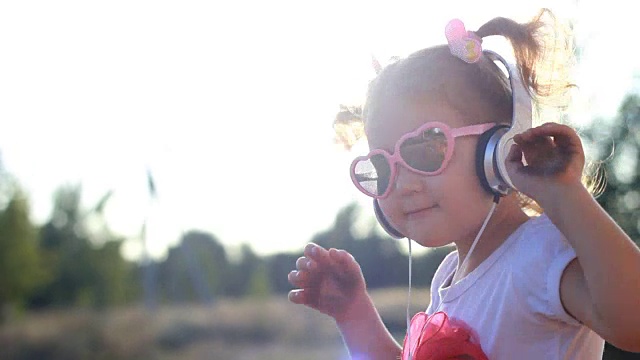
left=334, top=9, right=599, bottom=214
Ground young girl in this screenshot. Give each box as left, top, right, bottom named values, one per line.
left=287, top=9, right=640, bottom=360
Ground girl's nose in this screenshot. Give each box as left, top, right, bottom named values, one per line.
left=393, top=165, right=424, bottom=195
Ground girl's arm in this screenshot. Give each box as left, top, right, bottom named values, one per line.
left=507, top=123, right=640, bottom=352
left=288, top=245, right=401, bottom=359
left=334, top=289, right=402, bottom=360
left=541, top=184, right=640, bottom=352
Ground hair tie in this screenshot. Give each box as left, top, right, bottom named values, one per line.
left=445, top=19, right=483, bottom=63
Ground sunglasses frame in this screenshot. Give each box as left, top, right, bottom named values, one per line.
left=350, top=121, right=497, bottom=199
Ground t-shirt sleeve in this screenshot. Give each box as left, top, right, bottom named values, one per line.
left=545, top=237, right=582, bottom=326
left=513, top=215, right=582, bottom=326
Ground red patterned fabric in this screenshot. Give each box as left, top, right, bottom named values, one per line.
left=401, top=311, right=488, bottom=360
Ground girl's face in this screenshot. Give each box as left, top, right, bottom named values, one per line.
left=366, top=95, right=495, bottom=247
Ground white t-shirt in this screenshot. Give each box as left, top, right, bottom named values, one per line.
left=426, top=214, right=605, bottom=360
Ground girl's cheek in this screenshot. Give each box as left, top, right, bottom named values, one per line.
left=379, top=198, right=400, bottom=220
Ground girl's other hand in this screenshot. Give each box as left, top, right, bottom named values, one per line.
left=288, top=243, right=368, bottom=323
left=506, top=122, right=586, bottom=203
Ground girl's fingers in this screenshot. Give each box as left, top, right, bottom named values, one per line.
left=296, top=243, right=332, bottom=274
left=329, top=248, right=362, bottom=283
left=515, top=123, right=580, bottom=148
left=304, top=243, right=330, bottom=265
left=330, top=248, right=352, bottom=263
left=295, top=256, right=317, bottom=272
left=288, top=270, right=310, bottom=288
left=288, top=289, right=309, bottom=305
left=303, top=244, right=354, bottom=276
left=514, top=124, right=583, bottom=164
left=288, top=288, right=321, bottom=309
left=292, top=245, right=363, bottom=296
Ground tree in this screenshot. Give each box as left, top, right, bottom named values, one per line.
left=583, top=94, right=640, bottom=359
left=159, top=230, right=228, bottom=304
left=0, top=185, right=48, bottom=319
left=583, top=94, right=640, bottom=245
left=30, top=185, right=133, bottom=308
left=89, top=239, right=135, bottom=307
left=246, top=261, right=271, bottom=299
left=224, top=244, right=270, bottom=298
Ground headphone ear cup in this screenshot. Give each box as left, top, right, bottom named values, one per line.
left=373, top=199, right=405, bottom=239
left=475, top=124, right=510, bottom=196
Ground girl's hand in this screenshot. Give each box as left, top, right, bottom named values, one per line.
left=288, top=243, right=368, bottom=323
left=506, top=122, right=586, bottom=204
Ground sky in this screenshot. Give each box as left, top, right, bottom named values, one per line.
left=0, top=1, right=638, bottom=260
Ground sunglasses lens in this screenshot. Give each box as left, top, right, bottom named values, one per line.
left=353, top=154, right=391, bottom=197
left=400, top=126, right=448, bottom=173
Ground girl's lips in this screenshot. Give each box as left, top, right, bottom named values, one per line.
left=405, top=205, right=437, bottom=219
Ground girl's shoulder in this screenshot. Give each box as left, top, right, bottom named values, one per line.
left=511, top=213, right=574, bottom=261
left=508, top=213, right=581, bottom=324
left=430, top=214, right=564, bottom=290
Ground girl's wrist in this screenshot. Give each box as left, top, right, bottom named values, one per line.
left=334, top=291, right=376, bottom=328
left=536, top=181, right=592, bottom=218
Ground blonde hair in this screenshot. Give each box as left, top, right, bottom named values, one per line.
left=334, top=9, right=599, bottom=214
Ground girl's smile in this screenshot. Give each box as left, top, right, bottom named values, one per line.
left=405, top=205, right=439, bottom=221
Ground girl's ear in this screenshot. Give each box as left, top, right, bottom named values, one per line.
left=373, top=199, right=405, bottom=239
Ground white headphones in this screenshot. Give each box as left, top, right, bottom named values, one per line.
left=476, top=50, right=533, bottom=196
left=374, top=50, right=533, bottom=239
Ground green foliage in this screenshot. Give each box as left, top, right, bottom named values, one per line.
left=30, top=185, right=134, bottom=309
left=0, top=186, right=48, bottom=312
left=159, top=230, right=228, bottom=303
left=583, top=94, right=640, bottom=245
left=581, top=94, right=640, bottom=358
left=224, top=244, right=269, bottom=298
left=90, top=240, right=135, bottom=306
left=247, top=262, right=271, bottom=299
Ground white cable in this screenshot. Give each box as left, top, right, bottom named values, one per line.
left=452, top=200, right=497, bottom=286
left=404, top=198, right=499, bottom=360
left=406, top=237, right=413, bottom=360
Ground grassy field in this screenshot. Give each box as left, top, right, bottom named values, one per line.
left=5, top=289, right=635, bottom=360
left=0, top=288, right=431, bottom=360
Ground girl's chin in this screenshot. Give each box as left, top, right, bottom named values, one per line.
left=413, top=238, right=452, bottom=248
left=402, top=228, right=451, bottom=248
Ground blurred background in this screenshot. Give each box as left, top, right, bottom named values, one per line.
left=1, top=0, right=639, bottom=359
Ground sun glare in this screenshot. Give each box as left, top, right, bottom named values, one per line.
left=0, top=0, right=636, bottom=259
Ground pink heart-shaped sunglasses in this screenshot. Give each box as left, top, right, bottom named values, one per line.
left=350, top=121, right=496, bottom=198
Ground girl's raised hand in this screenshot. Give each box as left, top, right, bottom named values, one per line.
left=506, top=122, right=586, bottom=203
left=288, top=243, right=368, bottom=323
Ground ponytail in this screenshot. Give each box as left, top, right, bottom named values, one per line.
left=476, top=9, right=579, bottom=214
left=476, top=9, right=574, bottom=103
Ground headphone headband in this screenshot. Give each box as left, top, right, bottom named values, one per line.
left=483, top=50, right=533, bottom=192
